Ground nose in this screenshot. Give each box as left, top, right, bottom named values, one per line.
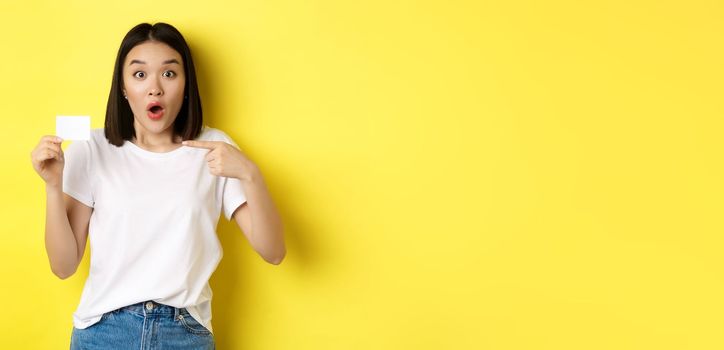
left=148, top=87, right=163, bottom=96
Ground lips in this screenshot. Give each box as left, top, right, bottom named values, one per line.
left=146, top=101, right=165, bottom=120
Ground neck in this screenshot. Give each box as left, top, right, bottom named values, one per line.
left=131, top=121, right=181, bottom=152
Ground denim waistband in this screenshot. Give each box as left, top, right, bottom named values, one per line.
left=119, top=300, right=188, bottom=318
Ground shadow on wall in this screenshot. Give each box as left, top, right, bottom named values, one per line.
left=210, top=175, right=322, bottom=347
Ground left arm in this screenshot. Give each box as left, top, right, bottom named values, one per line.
left=183, top=140, right=286, bottom=265
left=233, top=168, right=286, bottom=265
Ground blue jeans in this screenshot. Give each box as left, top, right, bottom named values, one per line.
left=70, top=300, right=215, bottom=349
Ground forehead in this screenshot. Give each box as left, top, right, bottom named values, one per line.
left=124, top=41, right=183, bottom=65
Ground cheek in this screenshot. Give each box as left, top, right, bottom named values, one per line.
left=170, top=78, right=186, bottom=95
left=167, top=80, right=186, bottom=103
left=125, top=82, right=146, bottom=98
left=124, top=90, right=147, bottom=116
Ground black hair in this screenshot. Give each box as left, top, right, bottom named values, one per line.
left=104, top=22, right=203, bottom=146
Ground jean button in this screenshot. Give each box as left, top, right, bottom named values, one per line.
left=145, top=302, right=154, bottom=310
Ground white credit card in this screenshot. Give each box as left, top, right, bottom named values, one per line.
left=56, top=116, right=90, bottom=141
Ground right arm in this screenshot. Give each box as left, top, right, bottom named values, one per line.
left=44, top=185, right=92, bottom=279
left=32, top=136, right=92, bottom=279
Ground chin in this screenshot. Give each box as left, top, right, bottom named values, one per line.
left=135, top=117, right=174, bottom=134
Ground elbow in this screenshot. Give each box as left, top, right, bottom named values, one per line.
left=51, top=262, right=78, bottom=280
left=52, top=268, right=75, bottom=280
left=264, top=249, right=286, bottom=265
left=261, top=226, right=286, bottom=265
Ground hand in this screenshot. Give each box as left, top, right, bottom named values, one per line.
left=31, top=135, right=65, bottom=188
left=182, top=140, right=258, bottom=181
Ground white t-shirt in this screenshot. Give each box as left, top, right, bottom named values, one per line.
left=63, top=125, right=247, bottom=334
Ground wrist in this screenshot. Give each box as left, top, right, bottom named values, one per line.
left=46, top=183, right=63, bottom=195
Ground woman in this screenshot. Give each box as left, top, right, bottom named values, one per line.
left=30, top=22, right=285, bottom=349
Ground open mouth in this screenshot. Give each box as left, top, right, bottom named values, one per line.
left=146, top=102, right=165, bottom=120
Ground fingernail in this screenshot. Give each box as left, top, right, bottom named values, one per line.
left=182, top=141, right=188, bottom=145
left=56, top=137, right=63, bottom=142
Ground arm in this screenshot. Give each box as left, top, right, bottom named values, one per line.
left=45, top=186, right=92, bottom=279
left=233, top=168, right=286, bottom=265
left=32, top=135, right=93, bottom=279
left=182, top=139, right=286, bottom=265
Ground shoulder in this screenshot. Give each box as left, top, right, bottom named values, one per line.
left=68, top=128, right=121, bottom=157
left=88, top=128, right=114, bottom=151
left=66, top=128, right=104, bottom=153
left=90, top=128, right=105, bottom=143
left=64, top=129, right=105, bottom=163
left=196, top=126, right=238, bottom=146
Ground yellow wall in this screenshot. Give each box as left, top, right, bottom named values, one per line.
left=1, top=0, right=722, bottom=348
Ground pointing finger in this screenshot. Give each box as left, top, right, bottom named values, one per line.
left=182, top=140, right=220, bottom=149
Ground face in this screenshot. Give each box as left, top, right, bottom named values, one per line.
left=122, top=41, right=186, bottom=138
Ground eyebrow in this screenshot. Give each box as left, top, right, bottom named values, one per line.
left=129, top=59, right=180, bottom=66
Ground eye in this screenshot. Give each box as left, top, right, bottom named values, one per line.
left=163, top=70, right=176, bottom=78
left=133, top=71, right=145, bottom=78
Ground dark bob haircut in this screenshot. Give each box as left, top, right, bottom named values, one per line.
left=104, top=22, right=203, bottom=146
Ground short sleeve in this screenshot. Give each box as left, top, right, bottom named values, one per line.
left=222, top=177, right=247, bottom=221
left=217, top=131, right=247, bottom=221
left=62, top=140, right=94, bottom=208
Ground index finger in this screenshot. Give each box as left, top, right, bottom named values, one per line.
left=181, top=140, right=221, bottom=149
left=42, top=135, right=64, bottom=144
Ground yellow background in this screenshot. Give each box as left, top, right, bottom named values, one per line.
left=1, top=0, right=722, bottom=348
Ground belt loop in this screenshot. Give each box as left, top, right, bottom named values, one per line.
left=174, top=306, right=179, bottom=319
